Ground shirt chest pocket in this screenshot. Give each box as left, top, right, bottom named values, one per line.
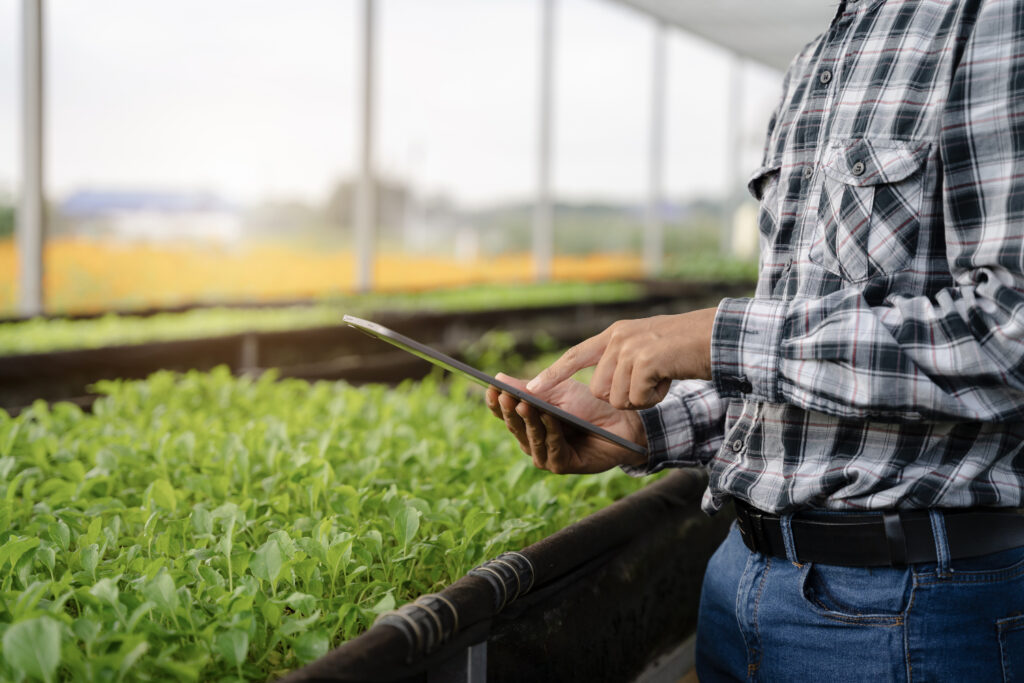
left=748, top=164, right=782, bottom=243
left=809, top=138, right=931, bottom=283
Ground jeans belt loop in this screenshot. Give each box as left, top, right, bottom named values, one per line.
left=929, top=509, right=953, bottom=578
left=780, top=514, right=800, bottom=564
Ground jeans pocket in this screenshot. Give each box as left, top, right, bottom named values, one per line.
left=808, top=138, right=930, bottom=283
left=917, top=545, right=1024, bottom=583
left=799, top=561, right=909, bottom=625
left=999, top=614, right=1024, bottom=682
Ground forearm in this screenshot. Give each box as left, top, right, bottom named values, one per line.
left=712, top=276, right=1024, bottom=421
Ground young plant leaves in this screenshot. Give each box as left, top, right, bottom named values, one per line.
left=3, top=616, right=62, bottom=683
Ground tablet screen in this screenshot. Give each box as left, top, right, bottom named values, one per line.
left=343, top=314, right=647, bottom=457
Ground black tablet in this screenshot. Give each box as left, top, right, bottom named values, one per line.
left=343, top=315, right=648, bottom=457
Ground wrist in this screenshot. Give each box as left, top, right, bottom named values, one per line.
left=693, top=307, right=717, bottom=381
left=623, top=410, right=649, bottom=468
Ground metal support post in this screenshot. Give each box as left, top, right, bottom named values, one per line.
left=644, top=20, right=667, bottom=277
left=428, top=642, right=487, bottom=683
left=533, top=0, right=556, bottom=282
left=18, top=0, right=44, bottom=316
left=354, top=0, right=377, bottom=293
left=238, top=334, right=259, bottom=376
left=721, top=55, right=744, bottom=256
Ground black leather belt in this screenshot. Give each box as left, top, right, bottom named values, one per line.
left=733, top=499, right=1024, bottom=567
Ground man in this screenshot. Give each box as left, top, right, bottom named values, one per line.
left=486, top=1, right=1024, bottom=679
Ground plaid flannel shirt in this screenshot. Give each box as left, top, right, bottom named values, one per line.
left=629, top=0, right=1024, bottom=514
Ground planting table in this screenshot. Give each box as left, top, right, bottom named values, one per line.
left=0, top=281, right=752, bottom=413
left=282, top=468, right=730, bottom=683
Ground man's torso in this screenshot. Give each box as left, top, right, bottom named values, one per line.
left=711, top=0, right=1024, bottom=514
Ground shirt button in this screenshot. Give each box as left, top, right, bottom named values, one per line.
left=819, top=69, right=833, bottom=85
left=731, top=439, right=744, bottom=453
left=784, top=256, right=793, bottom=270
left=851, top=160, right=866, bottom=176
left=803, top=165, right=814, bottom=180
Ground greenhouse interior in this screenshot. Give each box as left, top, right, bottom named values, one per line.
left=0, top=1, right=831, bottom=681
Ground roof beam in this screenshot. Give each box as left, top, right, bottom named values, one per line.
left=611, top=0, right=835, bottom=71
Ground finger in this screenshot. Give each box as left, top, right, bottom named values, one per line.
left=630, top=361, right=671, bottom=409
left=527, top=332, right=610, bottom=393
left=494, top=374, right=532, bottom=430
left=589, top=337, right=620, bottom=402
left=517, top=403, right=549, bottom=471
left=498, top=392, right=530, bottom=451
left=495, top=372, right=529, bottom=391
left=609, top=355, right=635, bottom=410
left=540, top=413, right=570, bottom=474
left=485, top=386, right=502, bottom=419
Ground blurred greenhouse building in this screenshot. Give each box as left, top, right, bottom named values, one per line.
left=0, top=0, right=832, bottom=316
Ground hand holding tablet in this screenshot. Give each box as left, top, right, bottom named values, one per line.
left=484, top=372, right=649, bottom=474
left=343, top=315, right=649, bottom=470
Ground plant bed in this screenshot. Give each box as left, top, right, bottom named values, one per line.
left=0, top=369, right=668, bottom=681
left=282, top=467, right=729, bottom=683
left=0, top=282, right=653, bottom=353
left=0, top=281, right=754, bottom=413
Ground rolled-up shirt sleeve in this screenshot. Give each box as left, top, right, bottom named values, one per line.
left=620, top=379, right=727, bottom=477
left=709, top=3, right=1024, bottom=423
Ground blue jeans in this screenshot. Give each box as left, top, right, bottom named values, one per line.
left=697, top=520, right=1024, bottom=682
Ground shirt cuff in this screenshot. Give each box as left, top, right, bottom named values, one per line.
left=619, top=388, right=700, bottom=477
left=711, top=297, right=788, bottom=402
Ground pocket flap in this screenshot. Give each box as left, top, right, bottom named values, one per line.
left=821, top=139, right=930, bottom=187
left=747, top=165, right=781, bottom=200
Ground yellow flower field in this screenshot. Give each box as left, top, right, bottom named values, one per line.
left=0, top=238, right=645, bottom=314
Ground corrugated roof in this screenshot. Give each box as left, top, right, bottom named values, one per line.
left=614, top=1, right=838, bottom=71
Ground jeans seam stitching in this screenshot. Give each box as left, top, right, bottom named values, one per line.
left=999, top=623, right=1016, bottom=682
left=735, top=551, right=756, bottom=681
left=749, top=557, right=771, bottom=679
left=904, top=575, right=919, bottom=683
left=997, top=614, right=1024, bottom=631
left=809, top=611, right=903, bottom=626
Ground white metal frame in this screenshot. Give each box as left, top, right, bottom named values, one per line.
left=18, top=0, right=44, bottom=316
left=354, top=0, right=377, bottom=293
left=643, top=20, right=667, bottom=277
left=15, top=0, right=779, bottom=310
left=533, top=0, right=556, bottom=282
left=721, top=55, right=745, bottom=255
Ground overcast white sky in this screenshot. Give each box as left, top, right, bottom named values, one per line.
left=0, top=0, right=783, bottom=208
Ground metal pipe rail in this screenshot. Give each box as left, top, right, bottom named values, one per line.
left=0, top=282, right=752, bottom=413
left=0, top=279, right=744, bottom=325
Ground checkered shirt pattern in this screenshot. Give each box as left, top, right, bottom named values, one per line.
left=627, top=0, right=1024, bottom=514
